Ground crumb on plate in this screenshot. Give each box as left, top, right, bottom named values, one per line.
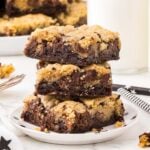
left=92, top=128, right=102, bottom=133
left=139, top=133, right=150, bottom=148
left=114, top=121, right=124, bottom=128
left=0, top=63, right=15, bottom=78
left=34, top=127, right=41, bottom=131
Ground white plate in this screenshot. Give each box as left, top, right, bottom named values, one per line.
left=10, top=103, right=139, bottom=145
left=0, top=35, right=29, bottom=56
left=0, top=126, right=24, bottom=150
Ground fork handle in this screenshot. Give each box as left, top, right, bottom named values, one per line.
left=113, top=84, right=150, bottom=96
left=118, top=88, right=150, bottom=114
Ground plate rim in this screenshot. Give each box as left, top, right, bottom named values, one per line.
left=0, top=35, right=29, bottom=39
left=0, top=35, right=29, bottom=56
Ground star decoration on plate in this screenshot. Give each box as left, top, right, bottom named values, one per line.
left=0, top=136, right=11, bottom=150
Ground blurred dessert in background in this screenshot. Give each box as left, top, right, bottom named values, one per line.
left=0, top=0, right=87, bottom=37
left=5, top=0, right=79, bottom=17
left=57, top=2, right=87, bottom=26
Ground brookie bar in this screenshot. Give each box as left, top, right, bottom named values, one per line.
left=35, top=63, right=112, bottom=98
left=24, top=25, right=121, bottom=67
left=21, top=94, right=124, bottom=133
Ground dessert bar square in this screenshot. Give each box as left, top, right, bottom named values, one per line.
left=5, top=0, right=77, bottom=16
left=24, top=25, right=121, bottom=67
left=0, top=14, right=56, bottom=36
left=21, top=94, right=124, bottom=133
left=35, top=63, right=112, bottom=98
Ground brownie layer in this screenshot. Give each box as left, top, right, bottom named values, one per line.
left=35, top=63, right=112, bottom=98
left=5, top=0, right=77, bottom=17
left=57, top=2, right=87, bottom=27
left=21, top=94, right=124, bottom=133
left=0, top=0, right=5, bottom=16
left=37, top=61, right=50, bottom=70
left=24, top=25, right=121, bottom=66
left=0, top=14, right=56, bottom=36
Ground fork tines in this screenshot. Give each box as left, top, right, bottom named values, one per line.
left=0, top=74, right=25, bottom=91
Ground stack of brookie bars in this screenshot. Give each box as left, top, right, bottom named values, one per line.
left=21, top=25, right=125, bottom=133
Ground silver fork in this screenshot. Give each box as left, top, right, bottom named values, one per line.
left=0, top=74, right=25, bottom=91
left=0, top=74, right=25, bottom=135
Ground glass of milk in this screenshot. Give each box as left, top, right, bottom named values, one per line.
left=88, top=0, right=148, bottom=74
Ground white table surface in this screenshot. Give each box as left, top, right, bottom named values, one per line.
left=0, top=55, right=150, bottom=150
